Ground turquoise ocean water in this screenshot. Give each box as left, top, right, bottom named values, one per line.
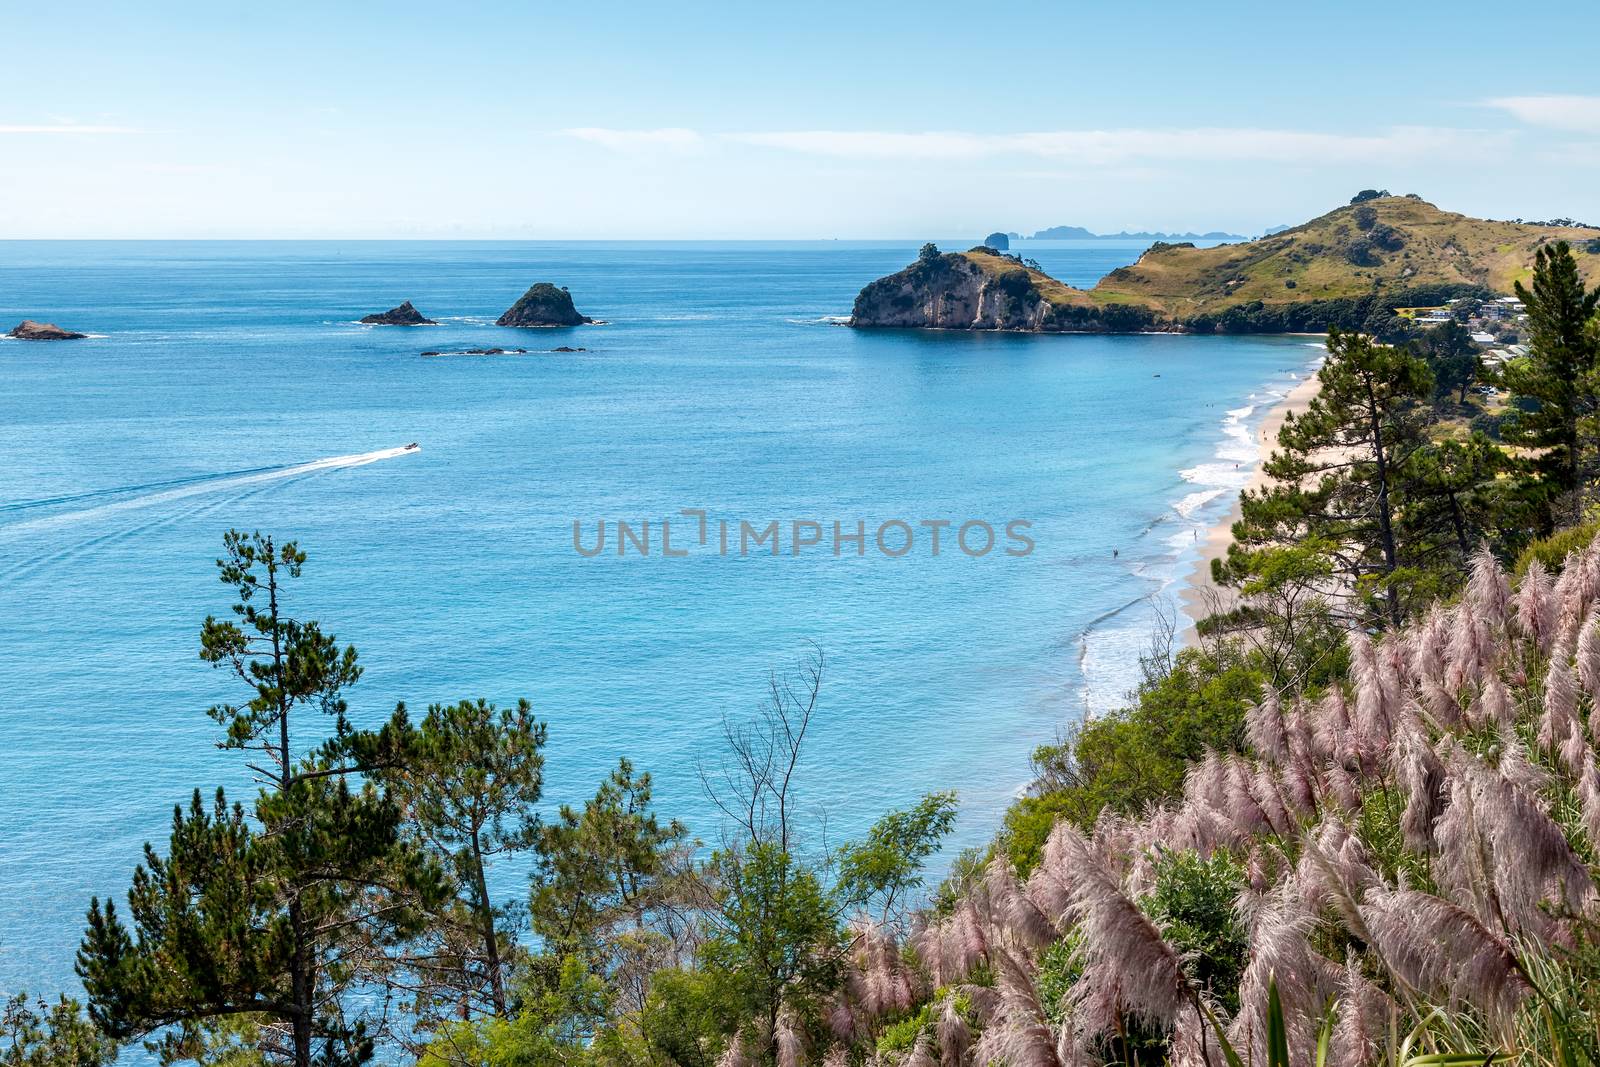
left=0, top=239, right=1316, bottom=1004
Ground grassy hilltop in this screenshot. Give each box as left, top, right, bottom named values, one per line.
left=1091, top=194, right=1600, bottom=317
left=851, top=196, right=1600, bottom=333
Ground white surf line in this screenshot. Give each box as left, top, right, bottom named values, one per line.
left=0, top=445, right=419, bottom=538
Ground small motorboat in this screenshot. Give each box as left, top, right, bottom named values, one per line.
left=404, top=442, right=420, bottom=451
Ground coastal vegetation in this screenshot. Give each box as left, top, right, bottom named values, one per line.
left=11, top=245, right=1600, bottom=1067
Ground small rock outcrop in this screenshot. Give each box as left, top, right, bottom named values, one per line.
left=496, top=284, right=593, bottom=327
left=360, top=301, right=436, bottom=325
left=9, top=319, right=87, bottom=340
left=421, top=347, right=528, bottom=357
left=983, top=231, right=1011, bottom=251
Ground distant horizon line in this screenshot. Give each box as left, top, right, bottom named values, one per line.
left=0, top=234, right=1254, bottom=244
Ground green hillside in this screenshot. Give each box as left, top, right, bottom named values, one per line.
left=1089, top=194, right=1600, bottom=318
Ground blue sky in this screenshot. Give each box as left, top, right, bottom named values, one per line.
left=3, top=0, right=1598, bottom=238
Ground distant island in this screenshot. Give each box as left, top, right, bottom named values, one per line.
left=851, top=195, right=1600, bottom=334
left=1026, top=224, right=1247, bottom=241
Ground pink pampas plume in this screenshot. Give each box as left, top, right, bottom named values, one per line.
left=936, top=998, right=972, bottom=1067
left=1250, top=764, right=1297, bottom=837
left=974, top=943, right=1063, bottom=1067
left=1027, top=820, right=1088, bottom=928
left=1580, top=759, right=1600, bottom=855
left=1350, top=633, right=1397, bottom=769
left=718, top=1038, right=753, bottom=1067
left=1518, top=559, right=1558, bottom=655
left=855, top=922, right=916, bottom=1019
left=1467, top=545, right=1512, bottom=626
left=902, top=1032, right=938, bottom=1067
left=1167, top=1005, right=1215, bottom=1067
left=1561, top=720, right=1593, bottom=779
left=987, top=856, right=1057, bottom=953
left=1247, top=687, right=1289, bottom=765
left=1446, top=611, right=1496, bottom=691
left=1445, top=745, right=1593, bottom=933
left=1328, top=953, right=1395, bottom=1067
left=1225, top=756, right=1273, bottom=839
left=1473, top=674, right=1515, bottom=731
left=1230, top=882, right=1338, bottom=1067
left=1281, top=735, right=1320, bottom=816
left=1391, top=720, right=1446, bottom=853
left=1421, top=678, right=1464, bottom=726
left=1323, top=761, right=1363, bottom=813
left=1540, top=649, right=1579, bottom=753
left=1411, top=606, right=1450, bottom=686
left=825, top=997, right=859, bottom=1044
left=1553, top=550, right=1592, bottom=648
left=1312, top=686, right=1353, bottom=763
left=914, top=901, right=988, bottom=986
left=1576, top=606, right=1600, bottom=702
left=776, top=1013, right=805, bottom=1067
left=1056, top=823, right=1192, bottom=1031
left=1498, top=728, right=1553, bottom=797
left=1359, top=887, right=1530, bottom=1026
left=971, top=1016, right=1061, bottom=1067
left=1185, top=750, right=1229, bottom=812
left=1297, top=821, right=1378, bottom=943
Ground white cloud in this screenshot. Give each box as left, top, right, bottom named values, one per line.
left=563, top=126, right=703, bottom=152
left=568, top=125, right=1489, bottom=165
left=731, top=126, right=1485, bottom=165
left=1484, top=95, right=1600, bottom=134
left=0, top=123, right=138, bottom=134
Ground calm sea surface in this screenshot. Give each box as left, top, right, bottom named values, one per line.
left=0, top=239, right=1315, bottom=1002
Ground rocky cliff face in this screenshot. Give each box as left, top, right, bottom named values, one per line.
left=9, top=319, right=86, bottom=340
left=849, top=253, right=1054, bottom=330
left=497, top=283, right=593, bottom=327
left=848, top=250, right=1162, bottom=333
left=360, top=300, right=436, bottom=325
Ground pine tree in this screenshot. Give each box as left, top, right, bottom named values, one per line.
left=1219, top=328, right=1434, bottom=629
left=1, top=992, right=116, bottom=1066
left=1394, top=434, right=1509, bottom=599
left=356, top=698, right=548, bottom=1022
left=77, top=532, right=447, bottom=1067
left=1501, top=240, right=1600, bottom=527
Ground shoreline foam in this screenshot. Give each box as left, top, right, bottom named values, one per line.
left=1177, top=361, right=1325, bottom=634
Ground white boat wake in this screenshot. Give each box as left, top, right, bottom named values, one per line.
left=0, top=444, right=419, bottom=538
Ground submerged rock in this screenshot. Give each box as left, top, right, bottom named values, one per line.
left=420, top=347, right=529, bottom=357
left=9, top=319, right=87, bottom=340
left=496, top=283, right=593, bottom=327
left=360, top=300, right=436, bottom=325
left=551, top=346, right=587, bottom=352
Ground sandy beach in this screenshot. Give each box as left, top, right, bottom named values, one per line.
left=1178, top=366, right=1324, bottom=633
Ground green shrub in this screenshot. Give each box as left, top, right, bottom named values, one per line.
left=1034, top=937, right=1081, bottom=1024
left=1000, top=643, right=1262, bottom=875
left=1142, top=851, right=1249, bottom=1011
left=876, top=1004, right=932, bottom=1053
left=1514, top=520, right=1600, bottom=577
